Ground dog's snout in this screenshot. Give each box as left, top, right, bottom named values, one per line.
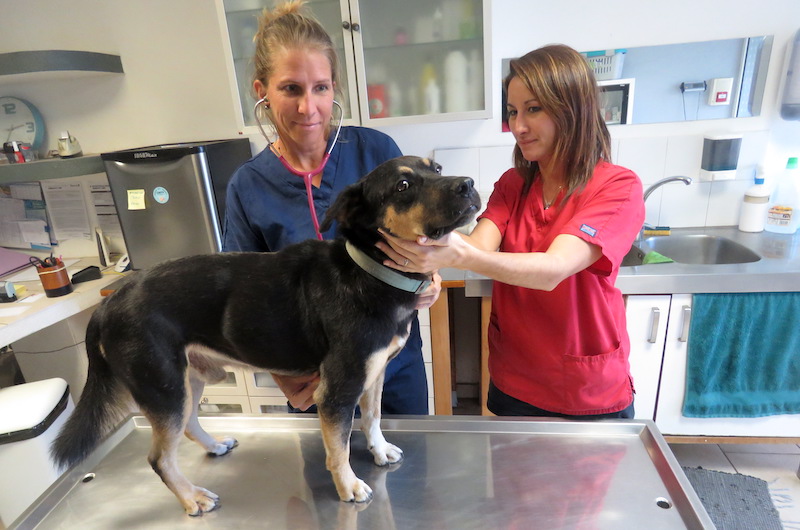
left=452, top=177, right=474, bottom=196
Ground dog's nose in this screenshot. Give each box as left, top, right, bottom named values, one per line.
left=452, top=177, right=474, bottom=196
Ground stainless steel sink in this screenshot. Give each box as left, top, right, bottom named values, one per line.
left=622, top=235, right=761, bottom=266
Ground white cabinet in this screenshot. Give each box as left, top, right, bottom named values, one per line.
left=219, top=0, right=490, bottom=128
left=627, top=294, right=800, bottom=437
left=625, top=295, right=670, bottom=420
left=655, top=295, right=800, bottom=437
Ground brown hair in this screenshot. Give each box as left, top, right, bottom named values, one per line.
left=252, top=0, right=340, bottom=97
left=504, top=44, right=611, bottom=198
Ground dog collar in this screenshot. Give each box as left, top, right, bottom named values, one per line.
left=345, top=240, right=431, bottom=294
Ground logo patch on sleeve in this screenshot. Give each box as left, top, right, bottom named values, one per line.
left=580, top=224, right=597, bottom=237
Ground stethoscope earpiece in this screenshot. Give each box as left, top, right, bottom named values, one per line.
left=252, top=97, right=344, bottom=241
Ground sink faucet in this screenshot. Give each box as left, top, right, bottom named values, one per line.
left=643, top=176, right=692, bottom=202
left=638, top=176, right=692, bottom=243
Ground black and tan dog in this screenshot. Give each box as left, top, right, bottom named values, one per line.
left=52, top=156, right=480, bottom=516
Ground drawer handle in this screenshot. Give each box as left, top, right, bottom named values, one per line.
left=647, top=307, right=661, bottom=343
left=678, top=305, right=691, bottom=342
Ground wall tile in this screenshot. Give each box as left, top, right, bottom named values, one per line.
left=659, top=180, right=711, bottom=227
left=616, top=137, right=668, bottom=184
left=665, top=135, right=703, bottom=180
left=432, top=147, right=480, bottom=183
left=478, top=145, right=514, bottom=191
left=707, top=179, right=751, bottom=226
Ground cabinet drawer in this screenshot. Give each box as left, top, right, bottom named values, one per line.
left=198, top=394, right=251, bottom=414
left=202, top=366, right=248, bottom=396
left=249, top=396, right=290, bottom=415
left=244, top=368, right=285, bottom=397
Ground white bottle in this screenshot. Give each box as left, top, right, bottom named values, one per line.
left=765, top=157, right=800, bottom=234
left=738, top=174, right=770, bottom=232
left=444, top=50, right=469, bottom=113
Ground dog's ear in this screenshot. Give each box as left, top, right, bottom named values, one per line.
left=320, top=180, right=368, bottom=233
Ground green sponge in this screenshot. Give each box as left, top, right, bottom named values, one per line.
left=643, top=251, right=674, bottom=264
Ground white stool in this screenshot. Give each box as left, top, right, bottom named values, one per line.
left=0, top=378, right=74, bottom=527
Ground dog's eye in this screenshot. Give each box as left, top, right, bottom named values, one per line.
left=396, top=180, right=410, bottom=192
left=434, top=164, right=442, bottom=174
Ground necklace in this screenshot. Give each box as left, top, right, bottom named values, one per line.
left=543, top=185, right=563, bottom=210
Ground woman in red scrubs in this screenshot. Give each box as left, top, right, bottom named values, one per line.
left=380, top=44, right=645, bottom=419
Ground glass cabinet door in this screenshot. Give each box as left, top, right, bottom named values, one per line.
left=220, top=0, right=489, bottom=128
left=352, top=0, right=488, bottom=123
left=221, top=0, right=359, bottom=127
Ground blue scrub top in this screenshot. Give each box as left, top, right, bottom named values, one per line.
left=223, top=126, right=402, bottom=252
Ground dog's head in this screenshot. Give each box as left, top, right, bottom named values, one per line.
left=321, top=156, right=481, bottom=246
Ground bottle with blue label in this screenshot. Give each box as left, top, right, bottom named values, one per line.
left=765, top=157, right=800, bottom=234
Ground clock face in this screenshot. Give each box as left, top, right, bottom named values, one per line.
left=0, top=96, right=45, bottom=150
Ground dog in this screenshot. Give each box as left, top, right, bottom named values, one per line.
left=51, top=155, right=480, bottom=516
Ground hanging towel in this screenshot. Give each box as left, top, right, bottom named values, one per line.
left=683, top=292, right=800, bottom=418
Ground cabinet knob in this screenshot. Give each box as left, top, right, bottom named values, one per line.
left=342, top=20, right=360, bottom=32
left=678, top=305, right=692, bottom=343
left=647, top=307, right=661, bottom=344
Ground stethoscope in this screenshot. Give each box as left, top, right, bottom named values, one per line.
left=253, top=97, right=344, bottom=240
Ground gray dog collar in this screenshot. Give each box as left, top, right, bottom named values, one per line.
left=345, top=240, right=431, bottom=294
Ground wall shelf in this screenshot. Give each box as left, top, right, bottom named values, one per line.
left=0, top=155, right=105, bottom=185
left=0, top=50, right=123, bottom=84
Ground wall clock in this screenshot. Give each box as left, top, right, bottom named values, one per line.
left=0, top=96, right=45, bottom=150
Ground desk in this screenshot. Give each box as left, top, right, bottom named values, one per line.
left=0, top=258, right=122, bottom=348
left=1, top=259, right=124, bottom=400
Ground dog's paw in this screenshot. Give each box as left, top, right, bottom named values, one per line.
left=184, top=487, right=220, bottom=516
left=341, top=478, right=373, bottom=504
left=370, top=442, right=403, bottom=466
left=207, top=437, right=238, bottom=457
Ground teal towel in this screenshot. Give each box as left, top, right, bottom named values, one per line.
left=683, top=292, right=800, bottom=418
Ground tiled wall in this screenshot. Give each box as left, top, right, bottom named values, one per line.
left=433, top=130, right=771, bottom=230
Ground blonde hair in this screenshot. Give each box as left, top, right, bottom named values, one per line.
left=504, top=44, right=611, bottom=197
left=251, top=0, right=340, bottom=97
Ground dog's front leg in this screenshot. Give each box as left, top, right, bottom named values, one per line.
left=318, top=407, right=373, bottom=503
left=359, top=369, right=403, bottom=466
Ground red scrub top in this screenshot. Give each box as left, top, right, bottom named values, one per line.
left=480, top=160, right=644, bottom=415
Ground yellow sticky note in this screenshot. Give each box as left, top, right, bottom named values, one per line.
left=127, top=189, right=146, bottom=210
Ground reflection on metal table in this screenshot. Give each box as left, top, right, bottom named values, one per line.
left=11, top=415, right=713, bottom=529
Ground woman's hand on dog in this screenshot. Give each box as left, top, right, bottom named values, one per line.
left=270, top=372, right=320, bottom=411
left=377, top=229, right=465, bottom=274
left=415, top=272, right=441, bottom=310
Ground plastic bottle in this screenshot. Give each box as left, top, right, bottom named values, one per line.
left=444, top=50, right=469, bottom=113
left=765, top=157, right=800, bottom=234
left=420, top=61, right=441, bottom=114
left=738, top=173, right=770, bottom=232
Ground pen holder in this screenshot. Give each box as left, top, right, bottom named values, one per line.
left=36, top=262, right=73, bottom=298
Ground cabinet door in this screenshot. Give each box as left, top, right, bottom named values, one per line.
left=625, top=295, right=670, bottom=420
left=349, top=0, right=490, bottom=124
left=219, top=0, right=360, bottom=128
left=656, top=294, right=800, bottom=437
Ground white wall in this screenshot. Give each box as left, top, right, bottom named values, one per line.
left=2, top=0, right=800, bottom=227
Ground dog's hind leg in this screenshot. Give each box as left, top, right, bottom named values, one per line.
left=184, top=369, right=238, bottom=456
left=146, top=413, right=220, bottom=516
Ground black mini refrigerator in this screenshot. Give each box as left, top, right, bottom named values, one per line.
left=102, top=139, right=252, bottom=270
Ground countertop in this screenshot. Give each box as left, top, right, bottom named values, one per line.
left=446, top=226, right=800, bottom=296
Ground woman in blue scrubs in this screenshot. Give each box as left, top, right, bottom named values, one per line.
left=222, top=1, right=434, bottom=415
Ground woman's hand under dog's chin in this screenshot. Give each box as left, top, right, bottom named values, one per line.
left=377, top=229, right=461, bottom=274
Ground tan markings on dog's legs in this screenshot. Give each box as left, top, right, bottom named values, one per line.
left=383, top=204, right=426, bottom=240
left=147, top=415, right=220, bottom=516
left=319, top=413, right=373, bottom=503
left=360, top=336, right=404, bottom=466
left=183, top=369, right=238, bottom=455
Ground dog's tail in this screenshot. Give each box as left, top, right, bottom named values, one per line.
left=51, top=313, right=131, bottom=471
